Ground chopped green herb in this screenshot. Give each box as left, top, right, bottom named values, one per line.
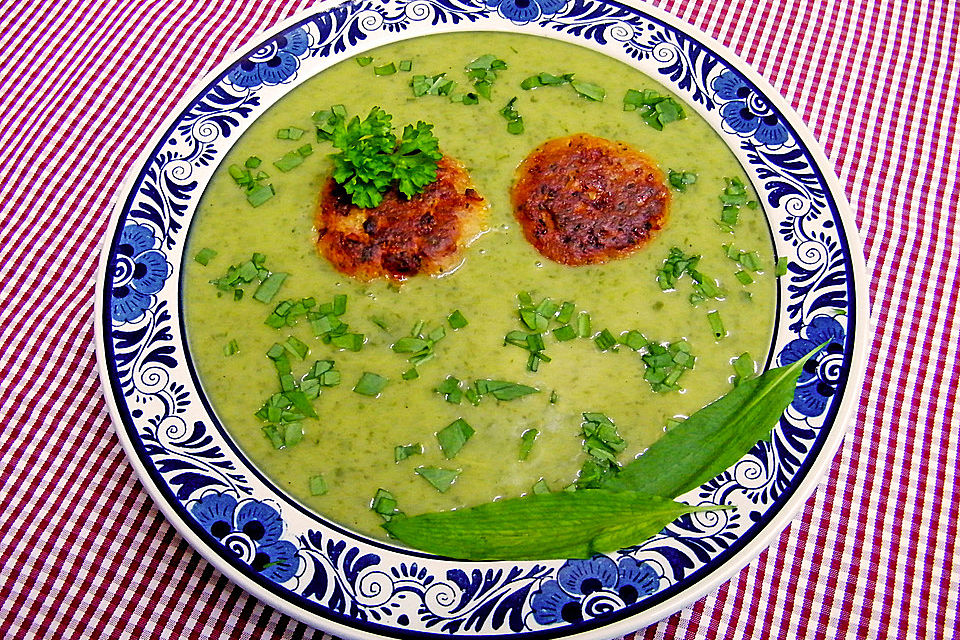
left=320, top=105, right=442, bottom=208
left=284, top=336, right=309, bottom=360
left=356, top=56, right=374, bottom=66
left=707, top=310, right=726, bottom=340
left=399, top=59, right=412, bottom=72
left=776, top=256, right=789, bottom=276
left=519, top=428, right=538, bottom=461
left=371, top=488, right=403, bottom=521
left=571, top=80, right=606, bottom=101
left=520, top=71, right=575, bottom=89
left=552, top=324, right=577, bottom=342
left=638, top=339, right=696, bottom=393
left=194, top=247, right=217, bottom=266
left=574, top=413, right=626, bottom=489
left=354, top=372, right=388, bottom=397
left=401, top=367, right=420, bottom=381
left=246, top=183, right=275, bottom=207
left=734, top=270, right=754, bottom=285
left=620, top=330, right=647, bottom=351
left=436, top=376, right=464, bottom=404
left=244, top=156, right=262, bottom=169
left=394, top=443, right=423, bottom=463
left=252, top=272, right=288, bottom=303
left=594, top=328, right=618, bottom=351
left=374, top=62, right=397, bottom=76
left=717, top=177, right=757, bottom=230
left=309, top=475, right=328, bottom=496
left=499, top=97, right=523, bottom=135
left=667, top=169, right=698, bottom=192
left=437, top=418, right=474, bottom=459
left=411, top=73, right=456, bottom=97
left=223, top=339, right=239, bottom=356
left=465, top=54, right=507, bottom=100
left=623, top=89, right=687, bottom=130
left=577, top=312, right=591, bottom=338
left=549, top=390, right=558, bottom=404
left=531, top=478, right=551, bottom=494
left=415, top=466, right=461, bottom=493
left=732, top=352, right=755, bottom=385
left=447, top=310, right=468, bottom=329
left=474, top=379, right=539, bottom=401
left=276, top=126, right=305, bottom=140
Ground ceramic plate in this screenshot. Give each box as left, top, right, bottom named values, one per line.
left=95, top=1, right=868, bottom=637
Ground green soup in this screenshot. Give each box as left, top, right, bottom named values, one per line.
left=183, top=32, right=777, bottom=538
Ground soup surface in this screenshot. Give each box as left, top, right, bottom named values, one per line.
left=183, top=32, right=778, bottom=538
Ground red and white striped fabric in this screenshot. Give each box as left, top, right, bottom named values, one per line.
left=0, top=0, right=955, bottom=638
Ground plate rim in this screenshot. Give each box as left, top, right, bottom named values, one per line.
left=94, top=1, right=871, bottom=637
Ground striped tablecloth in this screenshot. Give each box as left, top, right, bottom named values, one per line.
left=0, top=0, right=955, bottom=638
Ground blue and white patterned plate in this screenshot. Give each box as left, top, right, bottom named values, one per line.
left=94, top=1, right=868, bottom=637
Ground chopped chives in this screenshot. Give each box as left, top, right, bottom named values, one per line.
left=394, top=443, right=423, bottom=463
left=297, top=144, right=313, bottom=157
left=576, top=312, right=591, bottom=338
left=374, top=62, right=397, bottom=75
left=552, top=324, right=577, bottom=342
left=707, top=311, right=726, bottom=340
left=356, top=56, right=374, bottom=66
left=401, top=367, right=420, bottom=381
left=531, top=479, right=550, bottom=494
left=735, top=270, right=754, bottom=285
left=309, top=475, right=328, bottom=496
left=447, top=309, right=468, bottom=329
left=667, top=169, right=698, bottom=192
left=330, top=332, right=364, bottom=351
left=436, top=376, right=463, bottom=404
left=244, top=156, right=262, bottom=169
left=399, top=59, right=412, bottom=72
left=195, top=247, right=217, bottom=266
left=594, top=328, right=618, bottom=351
left=354, top=372, right=388, bottom=396
left=620, top=330, right=647, bottom=351
left=499, top=97, right=524, bottom=135
left=333, top=294, right=347, bottom=315
left=437, top=418, right=474, bottom=459
left=556, top=301, right=575, bottom=324
left=415, top=466, right=460, bottom=493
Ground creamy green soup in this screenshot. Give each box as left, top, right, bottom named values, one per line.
left=183, top=33, right=777, bottom=538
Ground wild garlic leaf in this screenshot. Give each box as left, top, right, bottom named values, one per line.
left=601, top=344, right=825, bottom=497
left=383, top=490, right=727, bottom=560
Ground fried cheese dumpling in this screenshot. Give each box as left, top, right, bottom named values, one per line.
left=315, top=155, right=487, bottom=280
left=511, top=133, right=670, bottom=266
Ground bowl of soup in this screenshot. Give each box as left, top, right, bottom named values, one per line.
left=95, top=1, right=868, bottom=637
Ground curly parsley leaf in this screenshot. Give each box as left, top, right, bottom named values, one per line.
left=323, top=106, right=442, bottom=208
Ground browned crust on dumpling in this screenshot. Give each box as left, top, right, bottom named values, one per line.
left=315, top=155, right=487, bottom=281
left=511, top=133, right=670, bottom=266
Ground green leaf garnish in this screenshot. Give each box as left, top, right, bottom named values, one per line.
left=571, top=80, right=605, bottom=102
left=499, top=97, right=524, bottom=135
left=667, top=169, right=698, bottom=192
left=194, top=247, right=217, bottom=266
left=731, top=352, right=755, bottom=385
left=394, top=443, right=423, bottom=463
left=437, top=418, right=474, bottom=459
left=252, top=272, right=288, bottom=303
left=602, top=345, right=824, bottom=496
left=309, top=475, right=328, bottom=496
left=371, top=488, right=403, bottom=521
left=623, top=89, right=687, bottom=130
left=354, top=372, right=388, bottom=397
left=519, top=428, right=538, bottom=461
left=707, top=310, right=726, bottom=340
left=415, top=467, right=461, bottom=492
left=323, top=106, right=442, bottom=208
left=447, top=310, right=468, bottom=329
left=474, top=379, right=539, bottom=401
left=356, top=56, right=374, bottom=67
left=223, top=339, right=239, bottom=356
left=374, top=62, right=397, bottom=76
left=383, top=490, right=726, bottom=560
left=776, top=256, right=789, bottom=276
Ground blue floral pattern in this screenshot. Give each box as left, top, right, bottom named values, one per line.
left=531, top=556, right=659, bottom=624
left=712, top=70, right=789, bottom=146
left=228, top=27, right=310, bottom=88
left=110, top=223, right=170, bottom=323
left=485, top=0, right=566, bottom=23
left=778, top=315, right=846, bottom=416
left=191, top=493, right=299, bottom=582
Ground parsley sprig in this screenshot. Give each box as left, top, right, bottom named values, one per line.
left=315, top=106, right=442, bottom=209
